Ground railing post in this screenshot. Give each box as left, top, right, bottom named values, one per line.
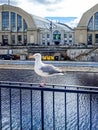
left=30, top=90, right=33, bottom=130
left=53, top=85, right=55, bottom=130
left=90, top=94, right=92, bottom=130
left=20, top=89, right=22, bottom=130
left=41, top=90, right=44, bottom=130
left=9, top=88, right=12, bottom=130
left=0, top=88, right=2, bottom=130
left=77, top=91, right=79, bottom=130
left=65, top=86, right=67, bottom=130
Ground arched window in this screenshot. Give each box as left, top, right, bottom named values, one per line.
left=88, top=12, right=98, bottom=31
left=23, top=19, right=27, bottom=31
left=2, top=11, right=9, bottom=31
left=94, top=12, right=98, bottom=30
left=11, top=12, right=16, bottom=31
left=17, top=14, right=22, bottom=32
left=88, top=16, right=93, bottom=31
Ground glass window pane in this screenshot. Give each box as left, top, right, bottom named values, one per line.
left=95, top=34, right=98, bottom=43
left=94, top=12, right=98, bottom=30
left=69, top=34, right=72, bottom=38
left=2, top=11, right=9, bottom=31
left=11, top=12, right=16, bottom=32
left=23, top=19, right=27, bottom=31
left=18, top=35, right=22, bottom=45
left=88, top=16, right=93, bottom=30
left=11, top=35, right=15, bottom=44
left=47, top=34, right=49, bottom=38
left=64, top=34, right=67, bottom=38
left=87, top=34, right=92, bottom=44
left=17, top=14, right=22, bottom=32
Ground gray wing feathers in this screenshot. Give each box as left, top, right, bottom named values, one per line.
left=40, top=65, right=63, bottom=75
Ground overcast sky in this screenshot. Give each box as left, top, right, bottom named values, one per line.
left=0, top=0, right=98, bottom=27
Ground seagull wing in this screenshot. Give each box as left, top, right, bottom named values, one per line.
left=40, top=64, right=63, bottom=75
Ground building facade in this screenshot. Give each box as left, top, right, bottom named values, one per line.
left=39, top=22, right=74, bottom=46
left=0, top=4, right=74, bottom=46
left=75, top=4, right=98, bottom=45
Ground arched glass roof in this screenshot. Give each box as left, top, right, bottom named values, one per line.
left=31, top=15, right=73, bottom=31
left=31, top=15, right=50, bottom=29
left=54, top=23, right=73, bottom=31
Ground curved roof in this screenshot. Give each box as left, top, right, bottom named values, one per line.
left=78, top=4, right=98, bottom=27
left=56, top=23, right=73, bottom=31
left=31, top=15, right=50, bottom=29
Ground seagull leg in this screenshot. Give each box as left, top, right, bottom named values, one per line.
left=39, top=78, right=47, bottom=87
left=39, top=82, right=46, bottom=87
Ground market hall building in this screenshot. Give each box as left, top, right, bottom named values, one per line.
left=0, top=4, right=74, bottom=46
left=75, top=4, right=98, bottom=45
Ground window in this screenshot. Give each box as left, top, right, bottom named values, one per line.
left=69, top=34, right=72, bottom=38
left=24, top=35, right=27, bottom=45
left=17, top=14, right=22, bottom=32
left=64, top=34, right=67, bottom=38
left=42, top=40, right=45, bottom=45
left=69, top=40, right=72, bottom=43
left=47, top=34, right=50, bottom=38
left=95, top=34, right=98, bottom=43
left=87, top=34, right=92, bottom=44
left=47, top=42, right=50, bottom=45
left=88, top=12, right=98, bottom=31
left=11, top=12, right=16, bottom=32
left=94, top=12, right=98, bottom=30
left=64, top=40, right=67, bottom=44
left=18, top=35, right=22, bottom=44
left=42, top=34, right=45, bottom=38
left=88, top=16, right=93, bottom=31
left=11, top=35, right=15, bottom=44
left=2, top=11, right=9, bottom=31
left=23, top=19, right=27, bottom=32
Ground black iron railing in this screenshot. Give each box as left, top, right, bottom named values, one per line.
left=0, top=81, right=98, bottom=130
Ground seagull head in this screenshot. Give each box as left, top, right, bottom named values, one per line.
left=33, top=53, right=42, bottom=61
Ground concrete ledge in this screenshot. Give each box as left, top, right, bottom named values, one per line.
left=0, top=60, right=98, bottom=72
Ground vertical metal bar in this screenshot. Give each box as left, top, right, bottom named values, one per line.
left=90, top=94, right=92, bottom=130
left=65, top=86, right=67, bottom=130
left=8, top=0, right=10, bottom=5
left=30, top=90, right=33, bottom=130
left=41, top=90, right=44, bottom=130
left=53, top=85, right=55, bottom=130
left=77, top=92, right=79, bottom=130
left=0, top=88, right=2, bottom=130
left=20, top=89, right=22, bottom=130
left=9, top=88, right=12, bottom=130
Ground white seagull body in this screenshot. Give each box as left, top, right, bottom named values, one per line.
left=33, top=53, right=64, bottom=77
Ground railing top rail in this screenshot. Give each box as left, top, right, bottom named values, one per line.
left=0, top=81, right=98, bottom=90
left=0, top=81, right=98, bottom=94
left=0, top=83, right=98, bottom=94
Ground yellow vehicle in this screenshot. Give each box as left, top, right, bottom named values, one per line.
left=42, top=55, right=54, bottom=61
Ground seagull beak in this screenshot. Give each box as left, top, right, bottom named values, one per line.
left=28, top=55, right=34, bottom=59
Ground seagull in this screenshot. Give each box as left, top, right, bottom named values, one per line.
left=32, top=53, right=64, bottom=87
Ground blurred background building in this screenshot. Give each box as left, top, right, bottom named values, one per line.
left=0, top=4, right=74, bottom=46
left=75, top=4, right=98, bottom=46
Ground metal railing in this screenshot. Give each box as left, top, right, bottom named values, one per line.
left=0, top=81, right=98, bottom=130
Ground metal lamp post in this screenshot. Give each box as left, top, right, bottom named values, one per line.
left=8, top=0, right=10, bottom=5
left=50, top=21, right=53, bottom=45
